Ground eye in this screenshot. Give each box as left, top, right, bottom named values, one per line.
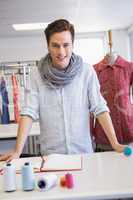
left=52, top=43, right=60, bottom=48
left=64, top=43, right=69, bottom=48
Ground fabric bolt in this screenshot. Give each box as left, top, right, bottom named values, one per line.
left=92, top=56, right=133, bottom=145
left=11, top=74, right=20, bottom=123
left=21, top=58, right=109, bottom=155
left=0, top=77, right=10, bottom=124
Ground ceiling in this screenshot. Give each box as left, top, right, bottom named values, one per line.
left=1, top=0, right=133, bottom=38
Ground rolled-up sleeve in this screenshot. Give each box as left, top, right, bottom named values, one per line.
left=21, top=68, right=39, bottom=121
left=87, top=65, right=109, bottom=117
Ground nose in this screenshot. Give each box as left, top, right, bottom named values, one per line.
left=58, top=46, right=66, bottom=57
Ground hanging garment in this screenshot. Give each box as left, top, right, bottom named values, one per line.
left=0, top=96, right=2, bottom=123
left=11, top=74, right=20, bottom=123
left=92, top=56, right=133, bottom=145
left=0, top=77, right=10, bottom=124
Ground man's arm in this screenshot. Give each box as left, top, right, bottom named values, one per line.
left=0, top=115, right=33, bottom=162
left=97, top=111, right=126, bottom=152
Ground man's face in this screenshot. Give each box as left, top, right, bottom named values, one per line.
left=48, top=31, right=73, bottom=69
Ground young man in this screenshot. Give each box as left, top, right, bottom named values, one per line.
left=0, top=19, right=125, bottom=162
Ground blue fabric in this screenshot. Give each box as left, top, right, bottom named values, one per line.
left=0, top=78, right=10, bottom=124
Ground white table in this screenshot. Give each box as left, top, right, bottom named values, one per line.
left=0, top=122, right=40, bottom=138
left=0, top=122, right=40, bottom=154
left=0, top=151, right=133, bottom=200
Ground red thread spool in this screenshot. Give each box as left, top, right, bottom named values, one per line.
left=65, top=173, right=74, bottom=189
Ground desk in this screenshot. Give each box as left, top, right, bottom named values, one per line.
left=0, top=122, right=40, bottom=138
left=0, top=122, right=40, bottom=155
left=0, top=151, right=133, bottom=200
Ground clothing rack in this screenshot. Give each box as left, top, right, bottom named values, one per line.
left=0, top=60, right=40, bottom=156
left=0, top=60, right=37, bottom=67
left=0, top=60, right=36, bottom=74
left=0, top=60, right=37, bottom=89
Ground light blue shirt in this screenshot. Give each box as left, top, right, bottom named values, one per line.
left=21, top=63, right=109, bottom=155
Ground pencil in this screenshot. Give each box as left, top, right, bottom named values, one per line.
left=40, top=155, right=45, bottom=171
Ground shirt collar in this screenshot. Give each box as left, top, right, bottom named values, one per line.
left=94, top=56, right=130, bottom=72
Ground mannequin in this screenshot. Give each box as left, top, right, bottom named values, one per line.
left=104, top=51, right=118, bottom=66
left=104, top=30, right=118, bottom=65
left=92, top=31, right=133, bottom=151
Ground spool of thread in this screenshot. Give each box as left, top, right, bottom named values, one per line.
left=21, top=162, right=35, bottom=191
left=3, top=163, right=16, bottom=192
left=123, top=146, right=132, bottom=156
left=60, top=176, right=66, bottom=187
left=65, top=173, right=74, bottom=189
left=37, top=174, right=57, bottom=191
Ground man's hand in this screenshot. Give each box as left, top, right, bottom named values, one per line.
left=0, top=150, right=20, bottom=162
left=113, top=143, right=126, bottom=153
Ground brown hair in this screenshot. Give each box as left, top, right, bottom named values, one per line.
left=44, top=19, right=75, bottom=45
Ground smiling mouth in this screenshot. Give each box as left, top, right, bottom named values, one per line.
left=57, top=56, right=67, bottom=61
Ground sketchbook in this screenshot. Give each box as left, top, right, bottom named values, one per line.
left=1, top=154, right=82, bottom=173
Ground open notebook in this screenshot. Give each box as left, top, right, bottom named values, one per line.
left=0, top=154, right=82, bottom=173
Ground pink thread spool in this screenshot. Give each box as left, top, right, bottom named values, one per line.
left=65, top=173, right=74, bottom=189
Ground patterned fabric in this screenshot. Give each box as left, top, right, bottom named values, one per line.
left=11, top=75, right=20, bottom=123
left=21, top=63, right=109, bottom=155
left=93, top=56, right=133, bottom=145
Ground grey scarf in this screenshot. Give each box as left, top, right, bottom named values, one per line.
left=38, top=53, right=83, bottom=88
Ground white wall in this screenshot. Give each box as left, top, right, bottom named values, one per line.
left=129, top=31, right=133, bottom=61
left=0, top=34, right=48, bottom=62
left=104, top=29, right=130, bottom=60
left=0, top=29, right=131, bottom=63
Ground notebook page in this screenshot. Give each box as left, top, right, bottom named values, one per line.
left=43, top=154, right=82, bottom=171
